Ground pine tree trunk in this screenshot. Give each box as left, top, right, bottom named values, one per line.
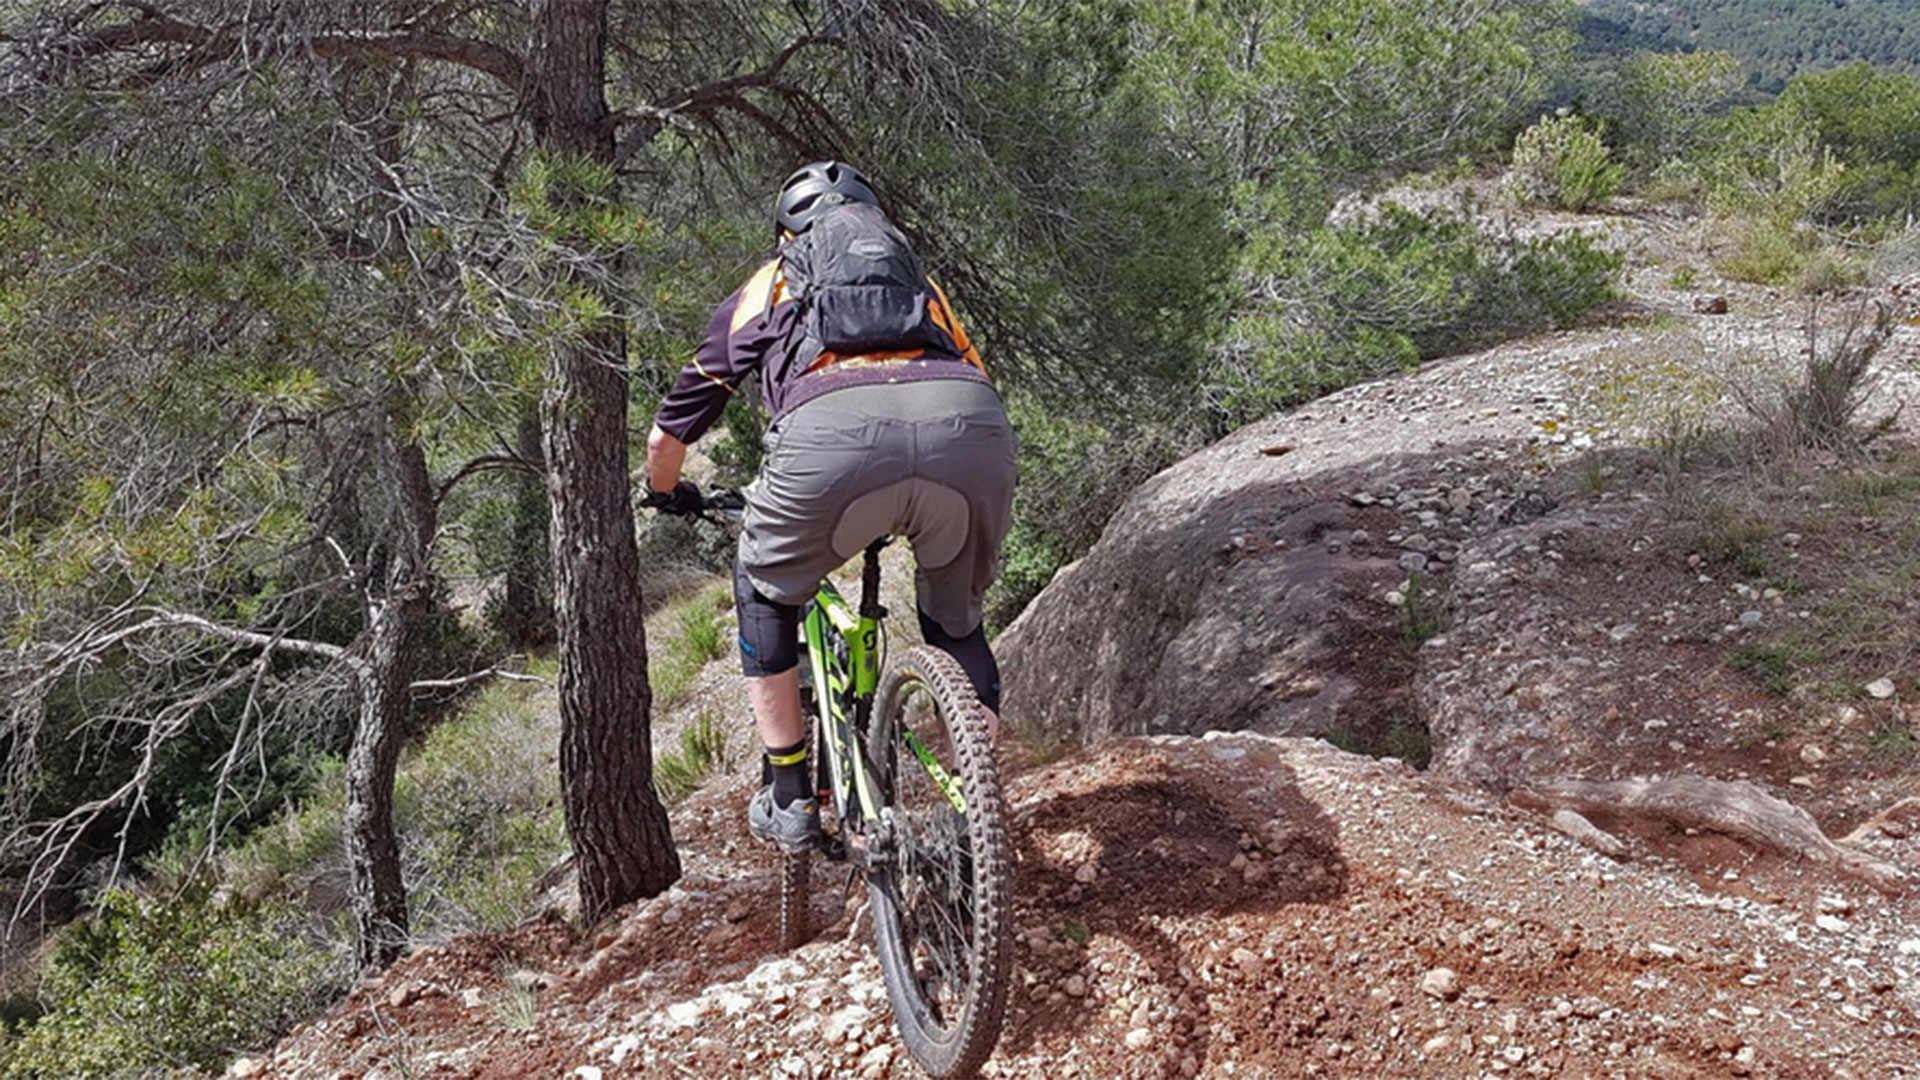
left=343, top=432, right=436, bottom=971
left=535, top=0, right=681, bottom=923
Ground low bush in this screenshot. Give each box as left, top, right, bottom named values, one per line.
left=1716, top=216, right=1821, bottom=286
left=1507, top=111, right=1626, bottom=212
left=1, top=888, right=348, bottom=1079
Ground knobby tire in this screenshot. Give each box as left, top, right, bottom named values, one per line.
left=866, top=645, right=1011, bottom=1078
left=778, top=850, right=810, bottom=951
left=778, top=683, right=821, bottom=952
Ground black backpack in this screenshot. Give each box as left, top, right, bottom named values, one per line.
left=779, top=201, right=957, bottom=369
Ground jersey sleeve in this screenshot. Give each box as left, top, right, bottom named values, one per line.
left=653, top=262, right=787, bottom=444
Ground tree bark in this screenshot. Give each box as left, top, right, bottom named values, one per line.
left=534, top=0, right=681, bottom=923
left=343, top=429, right=437, bottom=970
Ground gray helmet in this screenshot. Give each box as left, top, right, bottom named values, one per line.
left=776, top=161, right=879, bottom=235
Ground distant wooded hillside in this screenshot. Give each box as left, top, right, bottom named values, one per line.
left=1580, top=0, right=1920, bottom=91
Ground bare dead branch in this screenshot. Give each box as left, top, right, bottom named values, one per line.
left=408, top=664, right=551, bottom=691
left=35, top=8, right=524, bottom=87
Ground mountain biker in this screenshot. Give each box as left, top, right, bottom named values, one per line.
left=642, top=161, right=1017, bottom=854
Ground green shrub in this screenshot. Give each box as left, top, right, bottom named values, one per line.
left=1507, top=111, right=1626, bottom=211
left=2, top=888, right=348, bottom=1079
left=1717, top=217, right=1819, bottom=285
left=1612, top=50, right=1746, bottom=172
left=393, top=680, right=567, bottom=937
left=1791, top=249, right=1866, bottom=296
left=1776, top=63, right=1920, bottom=224
left=1211, top=202, right=1621, bottom=426
left=1705, top=105, right=1848, bottom=226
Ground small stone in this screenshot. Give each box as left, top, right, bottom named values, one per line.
left=1422, top=1034, right=1452, bottom=1054
left=1868, top=677, right=1898, bottom=699
left=1350, top=529, right=1371, bottom=544
left=1399, top=552, right=1429, bottom=574
left=1231, top=947, right=1265, bottom=979
left=1800, top=744, right=1828, bottom=764
left=1815, top=914, right=1849, bottom=933
left=229, top=1059, right=264, bottom=1079
left=1608, top=623, right=1637, bottom=643
left=574, top=1068, right=604, bottom=1080
left=386, top=984, right=415, bottom=1009
left=1789, top=775, right=1816, bottom=788
left=1694, top=295, right=1730, bottom=315
left=1384, top=590, right=1407, bottom=607
left=1064, top=975, right=1088, bottom=998
left=1817, top=895, right=1852, bottom=916
left=1124, top=1027, right=1154, bottom=1050
left=1350, top=492, right=1378, bottom=506
left=1074, top=863, right=1098, bottom=885
left=1420, top=967, right=1460, bottom=1002
left=461, top=987, right=485, bottom=1009
left=857, top=1045, right=895, bottom=1077
left=1738, top=610, right=1763, bottom=627
left=725, top=900, right=751, bottom=923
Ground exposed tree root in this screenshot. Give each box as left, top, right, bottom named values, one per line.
left=1511, top=775, right=1906, bottom=895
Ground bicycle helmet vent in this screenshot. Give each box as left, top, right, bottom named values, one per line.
left=776, top=160, right=880, bottom=235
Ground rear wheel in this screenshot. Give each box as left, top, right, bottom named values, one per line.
left=865, top=646, right=1010, bottom=1078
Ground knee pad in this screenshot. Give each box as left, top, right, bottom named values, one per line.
left=735, top=561, right=799, bottom=677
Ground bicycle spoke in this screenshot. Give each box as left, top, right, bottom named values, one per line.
left=886, top=685, right=983, bottom=1018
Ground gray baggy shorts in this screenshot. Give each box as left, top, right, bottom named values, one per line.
left=739, top=378, right=1017, bottom=637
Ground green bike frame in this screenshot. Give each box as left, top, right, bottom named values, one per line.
left=801, top=543, right=967, bottom=840
left=801, top=574, right=887, bottom=827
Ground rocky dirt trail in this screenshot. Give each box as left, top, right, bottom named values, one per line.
left=263, top=732, right=1920, bottom=1079
left=251, top=205, right=1920, bottom=1078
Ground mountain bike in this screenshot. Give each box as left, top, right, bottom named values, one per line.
left=685, top=488, right=1011, bottom=1078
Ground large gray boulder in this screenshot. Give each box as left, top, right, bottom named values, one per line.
left=997, top=354, right=1567, bottom=745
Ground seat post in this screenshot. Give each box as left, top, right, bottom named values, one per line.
left=860, top=539, right=889, bottom=620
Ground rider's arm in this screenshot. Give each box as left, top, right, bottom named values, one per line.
left=652, top=260, right=788, bottom=452
left=645, top=425, right=690, bottom=494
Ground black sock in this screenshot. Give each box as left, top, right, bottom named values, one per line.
left=766, top=740, right=810, bottom=808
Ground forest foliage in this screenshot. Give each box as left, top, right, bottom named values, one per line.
left=4, top=0, right=1919, bottom=1074
left=1578, top=0, right=1920, bottom=92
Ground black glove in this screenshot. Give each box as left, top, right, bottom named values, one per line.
left=642, top=480, right=704, bottom=516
